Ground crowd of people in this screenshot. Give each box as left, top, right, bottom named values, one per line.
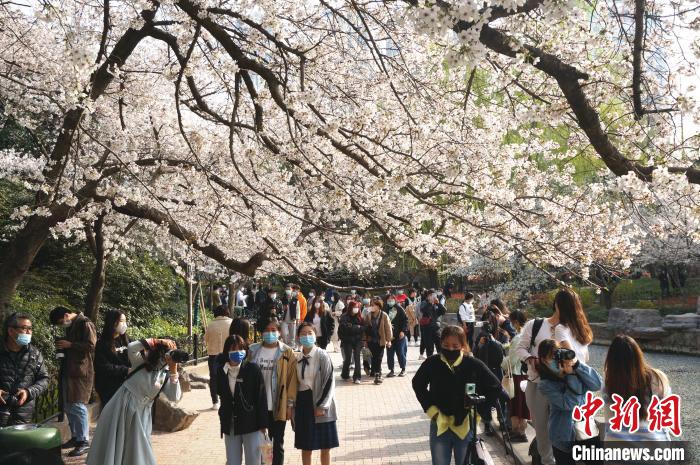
left=0, top=284, right=680, bottom=465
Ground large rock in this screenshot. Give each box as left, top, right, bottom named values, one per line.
left=189, top=381, right=208, bottom=390
left=608, top=308, right=663, bottom=332
left=179, top=370, right=191, bottom=393
left=628, top=327, right=668, bottom=340
left=153, top=396, right=199, bottom=432
left=662, top=313, right=700, bottom=330
left=189, top=372, right=210, bottom=383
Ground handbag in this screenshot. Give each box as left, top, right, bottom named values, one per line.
left=260, top=432, right=274, bottom=465
left=573, top=416, right=599, bottom=441
left=501, top=358, right=515, bottom=399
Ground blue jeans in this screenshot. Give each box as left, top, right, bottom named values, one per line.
left=224, top=430, right=263, bottom=465
left=386, top=336, right=407, bottom=371
left=65, top=402, right=89, bottom=443
left=429, top=420, right=473, bottom=465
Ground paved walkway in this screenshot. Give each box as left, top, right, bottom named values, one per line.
left=65, top=344, right=514, bottom=465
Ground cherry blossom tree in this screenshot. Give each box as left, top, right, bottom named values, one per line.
left=0, top=0, right=698, bottom=317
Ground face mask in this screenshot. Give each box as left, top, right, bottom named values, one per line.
left=362, top=298, right=370, bottom=305
left=16, top=333, right=31, bottom=346
left=437, top=292, right=443, bottom=296
left=396, top=290, right=403, bottom=295
left=299, top=335, right=316, bottom=348
left=62, top=320, right=72, bottom=328
left=262, top=332, right=279, bottom=344
left=229, top=350, right=246, bottom=363
left=285, top=289, right=292, bottom=296
left=309, top=294, right=315, bottom=299
left=292, top=291, right=298, bottom=297
left=116, top=322, right=127, bottom=335
left=351, top=308, right=359, bottom=315
left=350, top=290, right=356, bottom=295
left=441, top=347, right=461, bottom=363
left=314, top=302, right=321, bottom=309
left=387, top=300, right=395, bottom=307
left=549, top=360, right=560, bottom=373
left=270, top=293, right=277, bottom=300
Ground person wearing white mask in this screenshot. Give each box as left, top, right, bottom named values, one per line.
left=94, top=309, right=131, bottom=408
left=329, top=292, right=344, bottom=353
left=338, top=302, right=365, bottom=384
left=303, top=296, right=335, bottom=350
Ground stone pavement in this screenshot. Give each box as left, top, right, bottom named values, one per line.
left=64, top=343, right=516, bottom=465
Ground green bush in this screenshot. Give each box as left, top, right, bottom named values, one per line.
left=128, top=316, right=190, bottom=341
left=445, top=297, right=460, bottom=313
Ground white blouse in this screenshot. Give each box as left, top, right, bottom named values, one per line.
left=297, top=346, right=319, bottom=392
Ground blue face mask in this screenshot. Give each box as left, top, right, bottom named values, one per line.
left=262, top=332, right=279, bottom=344
left=16, top=333, right=31, bottom=346
left=299, top=335, right=316, bottom=348
left=228, top=350, right=246, bottom=363
left=549, top=360, right=560, bottom=373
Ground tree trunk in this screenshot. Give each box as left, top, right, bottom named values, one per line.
left=84, top=215, right=107, bottom=323
left=227, top=283, right=235, bottom=315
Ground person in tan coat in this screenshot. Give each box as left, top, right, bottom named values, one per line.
left=363, top=297, right=392, bottom=385
left=204, top=305, right=232, bottom=409
left=50, top=307, right=97, bottom=457
left=247, top=318, right=298, bottom=465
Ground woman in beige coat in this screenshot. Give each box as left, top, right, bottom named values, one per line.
left=363, top=297, right=392, bottom=385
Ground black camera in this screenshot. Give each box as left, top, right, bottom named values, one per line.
left=464, top=383, right=486, bottom=408
left=554, top=348, right=576, bottom=362
left=0, top=392, right=19, bottom=408
left=165, top=349, right=190, bottom=364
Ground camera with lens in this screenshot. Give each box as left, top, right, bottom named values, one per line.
left=554, top=348, right=576, bottom=362
left=0, top=391, right=20, bottom=408
left=166, top=349, right=190, bottom=364
left=464, top=383, right=486, bottom=408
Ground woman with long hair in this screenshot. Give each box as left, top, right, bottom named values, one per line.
left=87, top=338, right=182, bottom=465
left=94, top=309, right=131, bottom=407
left=553, top=288, right=593, bottom=362
left=503, top=310, right=530, bottom=442
left=229, top=317, right=252, bottom=344
left=304, top=296, right=335, bottom=350
left=217, top=335, right=268, bottom=465
left=364, top=297, right=392, bottom=385
left=537, top=339, right=602, bottom=465
left=603, top=335, right=672, bottom=442
left=338, top=301, right=365, bottom=384
left=413, top=325, right=503, bottom=465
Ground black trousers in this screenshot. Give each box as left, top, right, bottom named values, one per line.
left=207, top=355, right=218, bottom=404
left=268, top=411, right=286, bottom=465
left=341, top=341, right=362, bottom=380
left=421, top=325, right=440, bottom=356
left=465, top=322, right=475, bottom=348
left=368, top=341, right=384, bottom=376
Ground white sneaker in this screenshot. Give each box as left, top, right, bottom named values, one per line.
left=211, top=402, right=220, bottom=410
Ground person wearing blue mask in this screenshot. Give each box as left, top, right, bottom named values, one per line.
left=247, top=318, right=298, bottom=465
left=0, top=312, right=49, bottom=426
left=294, top=323, right=338, bottom=465
left=216, top=335, right=268, bottom=465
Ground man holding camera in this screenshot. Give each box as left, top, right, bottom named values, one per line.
left=0, top=312, right=49, bottom=426
left=49, top=306, right=97, bottom=457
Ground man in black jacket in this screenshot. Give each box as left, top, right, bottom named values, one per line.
left=0, top=312, right=50, bottom=426
left=419, top=293, right=446, bottom=358
left=384, top=297, right=408, bottom=378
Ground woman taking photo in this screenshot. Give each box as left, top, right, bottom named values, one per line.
left=537, top=339, right=602, bottom=465
left=552, top=288, right=592, bottom=363
left=217, top=335, right=268, bottom=465
left=247, top=318, right=298, bottom=465
left=364, top=297, right=392, bottom=385
left=94, top=309, right=130, bottom=407
left=603, top=335, right=673, bottom=442
left=338, top=301, right=365, bottom=384
left=87, top=338, right=183, bottom=465
left=294, top=323, right=339, bottom=465
left=304, top=296, right=335, bottom=350
left=413, top=325, right=504, bottom=465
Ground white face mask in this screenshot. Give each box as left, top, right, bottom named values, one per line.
left=116, top=322, right=128, bottom=335
left=270, top=293, right=277, bottom=300
left=309, top=294, right=315, bottom=299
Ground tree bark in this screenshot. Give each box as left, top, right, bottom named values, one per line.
left=84, top=215, right=107, bottom=323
